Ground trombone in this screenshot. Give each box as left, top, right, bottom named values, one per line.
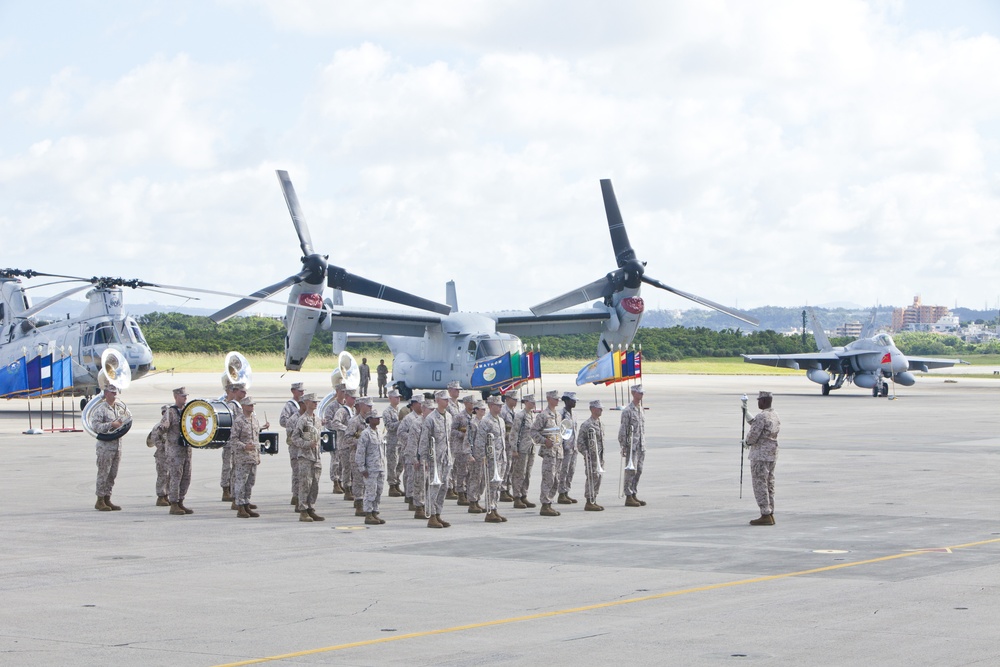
left=483, top=432, right=503, bottom=513
left=427, top=435, right=443, bottom=488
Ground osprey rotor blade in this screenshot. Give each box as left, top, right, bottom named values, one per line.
left=641, top=275, right=759, bottom=326
left=327, top=267, right=451, bottom=315
left=18, top=284, right=95, bottom=319
left=276, top=170, right=314, bottom=258
left=206, top=271, right=310, bottom=324
left=529, top=274, right=618, bottom=316
left=601, top=179, right=637, bottom=267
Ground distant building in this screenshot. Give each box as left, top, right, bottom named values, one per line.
left=891, top=296, right=950, bottom=332
left=835, top=321, right=862, bottom=338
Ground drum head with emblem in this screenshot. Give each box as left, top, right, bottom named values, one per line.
left=181, top=399, right=220, bottom=447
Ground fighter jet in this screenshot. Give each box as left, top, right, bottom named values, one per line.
left=742, top=307, right=967, bottom=396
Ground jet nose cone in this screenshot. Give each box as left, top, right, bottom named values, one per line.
left=889, top=349, right=908, bottom=373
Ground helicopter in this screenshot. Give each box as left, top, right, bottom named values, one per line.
left=211, top=172, right=758, bottom=398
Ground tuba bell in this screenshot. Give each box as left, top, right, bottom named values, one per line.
left=82, top=349, right=133, bottom=441
left=222, top=350, right=253, bottom=391
left=330, top=351, right=360, bottom=391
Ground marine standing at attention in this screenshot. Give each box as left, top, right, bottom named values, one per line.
left=557, top=391, right=579, bottom=505
left=280, top=382, right=305, bottom=507
left=158, top=387, right=193, bottom=515
left=231, top=396, right=267, bottom=518
left=619, top=384, right=647, bottom=507
left=419, top=391, right=454, bottom=528
left=356, top=411, right=387, bottom=525
left=92, top=384, right=129, bottom=511
left=376, top=359, right=389, bottom=398
left=532, top=390, right=564, bottom=517
left=508, top=395, right=537, bottom=509
left=744, top=390, right=780, bottom=526
left=290, top=393, right=324, bottom=523
left=382, top=389, right=403, bottom=497
left=358, top=357, right=371, bottom=397
left=220, top=381, right=247, bottom=502
left=577, top=399, right=605, bottom=512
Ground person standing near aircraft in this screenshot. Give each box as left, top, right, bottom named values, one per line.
left=157, top=387, right=193, bottom=515
left=500, top=393, right=518, bottom=501
left=532, top=390, right=564, bottom=517
left=557, top=392, right=579, bottom=505
left=376, top=359, right=389, bottom=398
left=346, top=397, right=373, bottom=516
left=744, top=391, right=780, bottom=525
left=332, top=389, right=357, bottom=500
left=322, top=382, right=347, bottom=494
left=280, top=382, right=305, bottom=507
left=464, top=400, right=487, bottom=514
left=92, top=384, right=129, bottom=511
left=444, top=380, right=462, bottom=500
left=231, top=397, right=268, bottom=518
left=451, top=395, right=476, bottom=506
left=290, top=393, right=324, bottom=522
left=578, top=399, right=605, bottom=511
left=509, top=395, right=537, bottom=509
left=396, top=396, right=422, bottom=509
left=220, top=381, right=246, bottom=502
left=382, top=389, right=403, bottom=497
left=358, top=357, right=371, bottom=397
left=420, top=391, right=454, bottom=528
left=476, top=395, right=509, bottom=523
left=619, top=384, right=646, bottom=507
left=356, top=411, right=387, bottom=525
left=151, top=404, right=170, bottom=507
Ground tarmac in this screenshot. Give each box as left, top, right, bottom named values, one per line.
left=0, top=371, right=997, bottom=667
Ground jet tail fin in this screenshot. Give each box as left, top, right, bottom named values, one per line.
left=860, top=306, right=878, bottom=339
left=807, top=307, right=833, bottom=352
left=446, top=280, right=459, bottom=313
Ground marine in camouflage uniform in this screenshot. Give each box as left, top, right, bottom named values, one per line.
left=499, top=393, right=518, bottom=500
left=280, top=382, right=305, bottom=505
left=463, top=401, right=487, bottom=513
left=531, top=390, right=564, bottom=516
left=157, top=387, right=192, bottom=515
left=151, top=405, right=169, bottom=505
left=744, top=391, right=780, bottom=525
left=557, top=392, right=579, bottom=504
left=345, top=398, right=373, bottom=516
left=382, top=390, right=403, bottom=496
left=376, top=359, right=389, bottom=398
left=444, top=381, right=462, bottom=499
left=397, top=398, right=423, bottom=510
left=92, top=385, right=129, bottom=511
left=450, top=395, right=476, bottom=505
left=474, top=396, right=508, bottom=522
left=331, top=391, right=357, bottom=499
left=231, top=397, right=266, bottom=517
left=358, top=358, right=370, bottom=397
left=289, top=393, right=324, bottom=522
left=220, top=382, right=247, bottom=502
left=618, top=385, right=647, bottom=507
left=419, top=392, right=454, bottom=528
left=322, top=383, right=346, bottom=493
left=356, top=412, right=387, bottom=524
left=578, top=400, right=606, bottom=511
left=508, top=396, right=537, bottom=509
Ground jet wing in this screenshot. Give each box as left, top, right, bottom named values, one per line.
left=493, top=310, right=611, bottom=337
left=326, top=306, right=443, bottom=337
left=742, top=351, right=842, bottom=371
left=906, top=356, right=967, bottom=372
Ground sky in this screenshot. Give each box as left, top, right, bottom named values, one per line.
left=2, top=0, right=1000, bottom=321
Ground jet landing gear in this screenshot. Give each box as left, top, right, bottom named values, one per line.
left=873, top=380, right=889, bottom=398
left=821, top=383, right=830, bottom=396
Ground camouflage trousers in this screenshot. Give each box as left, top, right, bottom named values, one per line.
left=452, top=452, right=471, bottom=494
left=386, top=444, right=402, bottom=486
left=328, top=449, right=341, bottom=483
left=425, top=462, right=453, bottom=515
left=404, top=456, right=425, bottom=507
left=220, top=443, right=233, bottom=488
left=622, top=448, right=645, bottom=497
left=288, top=442, right=299, bottom=495
left=363, top=470, right=385, bottom=513
left=154, top=443, right=168, bottom=498
left=582, top=446, right=604, bottom=502
left=466, top=458, right=484, bottom=503
left=165, top=441, right=192, bottom=503
left=351, top=457, right=365, bottom=501
left=337, top=445, right=355, bottom=491
left=232, top=459, right=257, bottom=506
left=750, top=460, right=776, bottom=515
left=483, top=458, right=507, bottom=512
left=95, top=441, right=121, bottom=497
left=538, top=452, right=561, bottom=505
left=558, top=447, right=577, bottom=494
left=510, top=447, right=535, bottom=499
left=296, top=458, right=321, bottom=511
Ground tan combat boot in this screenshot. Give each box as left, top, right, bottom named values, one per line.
left=333, top=480, right=345, bottom=494
left=388, top=484, right=403, bottom=497
left=299, top=511, right=314, bottom=522
left=414, top=507, right=429, bottom=520
left=427, top=514, right=444, bottom=528
left=354, top=499, right=366, bottom=517
left=749, top=514, right=775, bottom=525
left=521, top=497, right=536, bottom=508
left=557, top=492, right=572, bottom=505
left=485, top=510, right=503, bottom=523
left=457, top=492, right=469, bottom=506
left=513, top=498, right=527, bottom=509
left=246, top=506, right=260, bottom=518
left=95, top=496, right=111, bottom=511
left=584, top=501, right=604, bottom=512
left=222, top=486, right=233, bottom=501
left=499, top=489, right=514, bottom=502
left=624, top=495, right=642, bottom=507
left=178, top=501, right=194, bottom=514
left=307, top=508, right=325, bottom=521
left=169, top=502, right=186, bottom=516
left=540, top=504, right=560, bottom=517
left=103, top=496, right=121, bottom=511
left=343, top=489, right=354, bottom=501
left=373, top=511, right=386, bottom=524
left=437, top=515, right=451, bottom=528
left=365, top=512, right=381, bottom=526
left=290, top=495, right=298, bottom=506
left=231, top=501, right=238, bottom=510
left=236, top=505, right=251, bottom=518
left=156, top=495, right=170, bottom=507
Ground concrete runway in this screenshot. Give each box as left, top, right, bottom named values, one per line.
left=1, top=372, right=997, bottom=666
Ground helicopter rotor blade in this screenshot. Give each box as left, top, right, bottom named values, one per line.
left=328, top=267, right=451, bottom=315
left=18, top=284, right=95, bottom=319
left=529, top=274, right=618, bottom=316
left=601, top=179, right=637, bottom=267
left=276, top=170, right=314, bottom=258
left=641, top=275, right=759, bottom=326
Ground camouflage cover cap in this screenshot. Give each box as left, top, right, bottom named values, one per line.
left=357, top=396, right=373, bottom=407
left=460, top=395, right=476, bottom=403
left=334, top=382, right=347, bottom=391
left=447, top=380, right=462, bottom=389
left=345, top=389, right=358, bottom=398
left=522, top=394, right=535, bottom=403
left=365, top=412, right=381, bottom=422
left=486, top=395, right=503, bottom=405
left=239, top=397, right=256, bottom=406
left=589, top=399, right=603, bottom=409
left=172, top=387, right=187, bottom=397
left=474, top=400, right=486, bottom=410
left=290, top=382, right=304, bottom=391
left=408, top=396, right=422, bottom=405
left=434, top=389, right=448, bottom=399
left=545, top=390, right=560, bottom=400
left=561, top=391, right=577, bottom=401
left=503, top=393, right=518, bottom=402
left=230, top=382, right=247, bottom=392
left=301, top=392, right=319, bottom=402
left=104, top=384, right=119, bottom=394
left=387, top=389, right=400, bottom=397
left=630, top=384, right=644, bottom=394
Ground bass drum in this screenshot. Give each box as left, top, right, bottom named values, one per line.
left=181, top=399, right=233, bottom=449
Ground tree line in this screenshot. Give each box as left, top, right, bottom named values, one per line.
left=136, top=313, right=1000, bottom=361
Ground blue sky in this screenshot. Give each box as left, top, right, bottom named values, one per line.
left=2, top=1, right=999, bottom=319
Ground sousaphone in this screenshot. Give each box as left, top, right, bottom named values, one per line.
left=82, top=349, right=134, bottom=440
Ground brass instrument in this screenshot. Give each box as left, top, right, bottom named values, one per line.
left=330, top=351, right=361, bottom=391
left=222, top=350, right=253, bottom=390
left=428, top=435, right=443, bottom=487
left=82, top=349, right=133, bottom=441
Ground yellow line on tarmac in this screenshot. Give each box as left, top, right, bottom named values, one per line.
left=212, top=536, right=1000, bottom=667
